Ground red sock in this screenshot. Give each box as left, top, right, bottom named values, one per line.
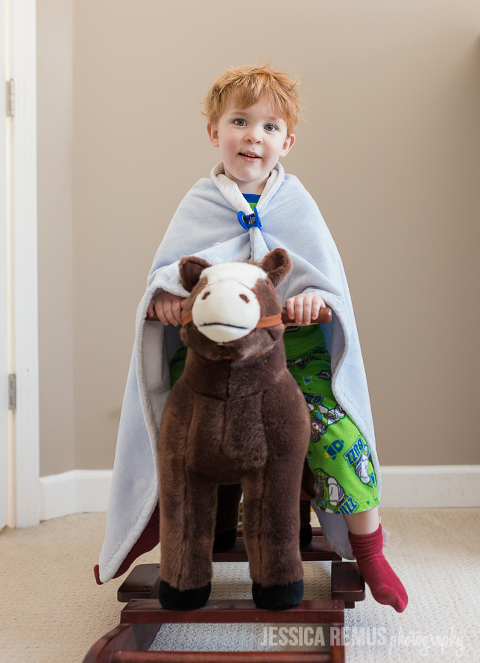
left=93, top=503, right=160, bottom=585
left=348, top=524, right=408, bottom=612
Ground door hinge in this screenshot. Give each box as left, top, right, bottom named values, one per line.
left=6, top=79, right=14, bottom=117
left=8, top=374, right=16, bottom=410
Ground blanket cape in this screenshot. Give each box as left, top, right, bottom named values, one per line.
left=98, top=162, right=381, bottom=583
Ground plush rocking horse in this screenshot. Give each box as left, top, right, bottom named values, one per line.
left=157, top=247, right=313, bottom=612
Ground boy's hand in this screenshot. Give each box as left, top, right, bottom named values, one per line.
left=147, top=291, right=187, bottom=326
left=285, top=293, right=326, bottom=326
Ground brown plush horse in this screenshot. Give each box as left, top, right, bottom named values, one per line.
left=157, top=248, right=311, bottom=611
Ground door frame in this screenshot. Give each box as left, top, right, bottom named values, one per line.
left=0, top=0, right=8, bottom=530
left=3, top=0, right=40, bottom=529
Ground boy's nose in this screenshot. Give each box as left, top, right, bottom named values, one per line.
left=245, top=130, right=262, bottom=144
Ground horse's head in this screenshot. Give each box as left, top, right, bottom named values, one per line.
left=178, top=248, right=292, bottom=361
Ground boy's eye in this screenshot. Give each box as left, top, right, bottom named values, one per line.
left=234, top=118, right=247, bottom=126
left=265, top=123, right=277, bottom=132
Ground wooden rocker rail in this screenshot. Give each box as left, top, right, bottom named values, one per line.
left=85, top=528, right=363, bottom=663
left=108, top=653, right=337, bottom=663
left=86, top=598, right=345, bottom=663
left=109, top=655, right=336, bottom=663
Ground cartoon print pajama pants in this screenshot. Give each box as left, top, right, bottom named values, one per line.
left=169, top=324, right=379, bottom=516
left=283, top=324, right=378, bottom=515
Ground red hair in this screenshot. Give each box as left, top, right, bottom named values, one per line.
left=203, top=64, right=302, bottom=136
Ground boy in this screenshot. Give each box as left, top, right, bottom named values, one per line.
left=97, top=65, right=407, bottom=613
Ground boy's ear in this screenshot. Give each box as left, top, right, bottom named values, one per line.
left=207, top=123, right=219, bottom=147
left=279, top=133, right=295, bottom=158
left=260, top=248, right=292, bottom=288
left=179, top=255, right=212, bottom=292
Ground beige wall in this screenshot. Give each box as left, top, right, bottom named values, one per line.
left=37, top=0, right=75, bottom=475
left=38, top=0, right=480, bottom=475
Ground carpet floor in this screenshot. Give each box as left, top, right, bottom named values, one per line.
left=0, top=508, right=478, bottom=662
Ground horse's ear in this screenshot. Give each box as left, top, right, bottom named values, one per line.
left=179, top=255, right=212, bottom=292
left=260, top=248, right=292, bottom=288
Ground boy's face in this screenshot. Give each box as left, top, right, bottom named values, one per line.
left=207, top=96, right=295, bottom=195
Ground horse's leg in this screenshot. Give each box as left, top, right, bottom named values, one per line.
left=213, top=483, right=242, bottom=552
left=241, top=454, right=305, bottom=610
left=158, top=458, right=217, bottom=610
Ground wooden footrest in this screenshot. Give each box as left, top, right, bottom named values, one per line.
left=118, top=560, right=364, bottom=608
left=330, top=561, right=365, bottom=608
left=118, top=564, right=161, bottom=602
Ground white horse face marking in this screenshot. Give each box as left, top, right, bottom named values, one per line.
left=192, top=262, right=267, bottom=343
left=202, top=262, right=267, bottom=288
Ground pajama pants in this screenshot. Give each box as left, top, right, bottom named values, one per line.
left=169, top=324, right=379, bottom=516
left=283, top=325, right=378, bottom=515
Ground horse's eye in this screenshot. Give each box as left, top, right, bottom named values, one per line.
left=202, top=291, right=210, bottom=300
left=239, top=294, right=249, bottom=303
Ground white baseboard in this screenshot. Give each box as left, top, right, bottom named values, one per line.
left=39, top=469, right=112, bottom=520
left=38, top=465, right=480, bottom=521
left=380, top=465, right=480, bottom=508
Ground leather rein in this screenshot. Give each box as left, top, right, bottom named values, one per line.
left=180, top=309, right=282, bottom=329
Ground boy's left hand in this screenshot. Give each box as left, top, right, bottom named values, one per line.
left=285, top=293, right=326, bottom=326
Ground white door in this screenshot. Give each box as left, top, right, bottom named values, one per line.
left=0, top=0, right=9, bottom=530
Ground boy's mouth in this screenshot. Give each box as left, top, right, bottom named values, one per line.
left=239, top=152, right=261, bottom=159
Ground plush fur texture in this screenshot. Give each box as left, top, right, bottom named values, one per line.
left=157, top=248, right=311, bottom=611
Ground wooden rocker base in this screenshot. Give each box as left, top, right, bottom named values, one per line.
left=84, top=528, right=364, bottom=663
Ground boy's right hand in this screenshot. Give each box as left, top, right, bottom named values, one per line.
left=147, top=291, right=187, bottom=327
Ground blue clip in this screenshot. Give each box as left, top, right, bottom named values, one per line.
left=237, top=207, right=262, bottom=230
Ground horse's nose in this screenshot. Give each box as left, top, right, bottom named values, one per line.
left=191, top=280, right=261, bottom=343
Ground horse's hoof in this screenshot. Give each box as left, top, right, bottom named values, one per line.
left=213, top=527, right=237, bottom=552
left=299, top=523, right=313, bottom=550
left=158, top=579, right=211, bottom=610
left=252, top=579, right=304, bottom=610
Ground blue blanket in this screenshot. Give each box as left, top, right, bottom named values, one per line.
left=98, top=162, right=381, bottom=582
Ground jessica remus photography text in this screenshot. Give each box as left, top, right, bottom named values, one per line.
left=260, top=625, right=465, bottom=657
